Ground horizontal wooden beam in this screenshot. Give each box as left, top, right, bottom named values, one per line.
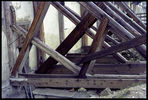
left=10, top=77, right=146, bottom=89
left=11, top=25, right=80, bottom=75
left=79, top=34, right=146, bottom=63
left=38, top=63, right=146, bottom=75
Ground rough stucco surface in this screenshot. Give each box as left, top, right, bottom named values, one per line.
left=2, top=31, right=10, bottom=88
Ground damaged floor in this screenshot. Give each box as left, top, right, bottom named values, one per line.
left=32, top=83, right=146, bottom=98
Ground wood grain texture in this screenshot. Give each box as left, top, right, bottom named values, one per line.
left=11, top=25, right=80, bottom=75
left=11, top=2, right=49, bottom=76
left=79, top=34, right=146, bottom=63
left=115, top=2, right=146, bottom=30
left=10, top=77, right=146, bottom=89
left=36, top=4, right=97, bottom=74
left=79, top=2, right=146, bottom=58
left=79, top=16, right=109, bottom=77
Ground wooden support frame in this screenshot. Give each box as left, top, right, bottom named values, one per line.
left=79, top=16, right=109, bottom=77
left=79, top=2, right=146, bottom=58
left=36, top=2, right=97, bottom=74
left=36, top=63, right=146, bottom=75
left=57, top=3, right=128, bottom=63
left=11, top=25, right=80, bottom=75
left=97, top=2, right=145, bottom=37
left=50, top=2, right=128, bottom=65
left=11, top=2, right=50, bottom=76
left=10, top=77, right=146, bottom=89
left=115, top=2, right=146, bottom=30
left=79, top=34, right=146, bottom=63
left=105, top=2, right=146, bottom=35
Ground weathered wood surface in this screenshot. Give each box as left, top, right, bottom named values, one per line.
left=58, top=2, right=65, bottom=43
left=10, top=77, right=146, bottom=89
left=52, top=2, right=127, bottom=63
left=41, top=63, right=146, bottom=75
left=79, top=34, right=146, bottom=63
left=63, top=4, right=128, bottom=63
left=18, top=73, right=146, bottom=79
left=33, top=1, right=46, bottom=67
left=11, top=25, right=80, bottom=75
left=105, top=2, right=146, bottom=35
left=36, top=2, right=97, bottom=74
left=11, top=2, right=50, bottom=76
left=98, top=2, right=145, bottom=36
left=115, top=2, right=146, bottom=30
left=79, top=2, right=146, bottom=58
left=81, top=5, right=88, bottom=47
left=79, top=16, right=109, bottom=77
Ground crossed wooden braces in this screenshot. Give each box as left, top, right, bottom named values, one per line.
left=10, top=2, right=146, bottom=89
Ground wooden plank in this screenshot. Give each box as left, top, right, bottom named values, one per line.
left=18, top=73, right=146, bottom=79
left=10, top=77, right=146, bottom=89
left=11, top=2, right=50, bottom=76
left=79, top=2, right=146, bottom=58
left=11, top=25, right=80, bottom=75
left=79, top=16, right=109, bottom=77
left=105, top=2, right=146, bottom=35
left=115, top=2, right=146, bottom=30
left=79, top=34, right=146, bottom=63
left=36, top=2, right=97, bottom=74
left=43, top=63, right=146, bottom=75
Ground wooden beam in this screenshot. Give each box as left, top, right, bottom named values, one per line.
left=10, top=77, right=146, bottom=89
left=11, top=2, right=50, bottom=76
left=79, top=34, right=146, bottom=63
left=11, top=25, right=80, bottom=75
left=33, top=1, right=46, bottom=67
left=105, top=2, right=146, bottom=35
left=80, top=5, right=88, bottom=47
left=58, top=2, right=65, bottom=43
left=115, top=2, right=146, bottom=30
left=41, top=63, right=146, bottom=75
left=61, top=4, right=128, bottom=63
left=98, top=2, right=145, bottom=36
left=18, top=73, right=146, bottom=79
left=79, top=16, right=109, bottom=77
left=79, top=2, right=146, bottom=58
left=36, top=2, right=97, bottom=74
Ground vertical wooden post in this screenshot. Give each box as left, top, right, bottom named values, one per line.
left=58, top=2, right=65, bottom=43
left=33, top=2, right=46, bottom=68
